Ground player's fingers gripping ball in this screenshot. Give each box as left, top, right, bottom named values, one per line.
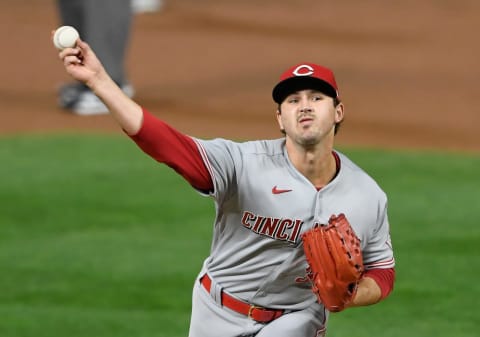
left=53, top=26, right=79, bottom=50
left=302, top=213, right=364, bottom=312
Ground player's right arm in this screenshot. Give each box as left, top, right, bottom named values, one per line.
left=58, top=39, right=213, bottom=191
left=130, top=109, right=214, bottom=192
left=59, top=39, right=143, bottom=135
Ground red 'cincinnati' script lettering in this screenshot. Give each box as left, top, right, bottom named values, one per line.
left=241, top=211, right=303, bottom=243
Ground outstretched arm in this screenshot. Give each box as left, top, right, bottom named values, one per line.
left=58, top=38, right=142, bottom=135
left=57, top=36, right=214, bottom=191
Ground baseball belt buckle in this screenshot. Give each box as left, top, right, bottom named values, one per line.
left=248, top=305, right=261, bottom=319
left=248, top=305, right=283, bottom=323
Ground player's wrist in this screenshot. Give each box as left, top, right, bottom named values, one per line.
left=87, top=71, right=115, bottom=97
left=350, top=276, right=382, bottom=307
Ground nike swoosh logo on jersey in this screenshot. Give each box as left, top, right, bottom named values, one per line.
left=272, top=186, right=293, bottom=194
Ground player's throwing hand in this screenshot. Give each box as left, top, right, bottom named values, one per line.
left=57, top=38, right=107, bottom=91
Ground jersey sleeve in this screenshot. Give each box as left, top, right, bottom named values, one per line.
left=193, top=138, right=243, bottom=202
left=128, top=108, right=213, bottom=192
left=362, top=197, right=396, bottom=270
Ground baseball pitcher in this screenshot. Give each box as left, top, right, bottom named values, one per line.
left=56, top=38, right=396, bottom=337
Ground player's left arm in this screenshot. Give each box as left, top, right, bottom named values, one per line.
left=350, top=267, right=395, bottom=307
left=351, top=195, right=396, bottom=307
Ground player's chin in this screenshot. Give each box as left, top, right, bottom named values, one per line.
left=296, top=133, right=320, bottom=147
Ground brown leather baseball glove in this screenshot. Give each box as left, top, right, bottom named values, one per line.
left=302, top=213, right=364, bottom=312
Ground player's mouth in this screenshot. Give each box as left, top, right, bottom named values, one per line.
left=298, top=116, right=314, bottom=125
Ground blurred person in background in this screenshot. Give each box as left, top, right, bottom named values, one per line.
left=131, top=0, right=165, bottom=13
left=56, top=0, right=134, bottom=115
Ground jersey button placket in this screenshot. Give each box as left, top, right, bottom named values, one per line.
left=312, top=191, right=323, bottom=227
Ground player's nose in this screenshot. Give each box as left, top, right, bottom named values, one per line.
left=300, top=106, right=313, bottom=113
left=298, top=96, right=313, bottom=113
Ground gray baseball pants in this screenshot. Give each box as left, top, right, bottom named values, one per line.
left=56, top=0, right=132, bottom=85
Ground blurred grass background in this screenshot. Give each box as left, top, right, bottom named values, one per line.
left=1, top=134, right=479, bottom=337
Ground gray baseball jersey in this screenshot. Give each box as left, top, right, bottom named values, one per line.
left=192, top=137, right=395, bottom=313
left=189, top=139, right=394, bottom=337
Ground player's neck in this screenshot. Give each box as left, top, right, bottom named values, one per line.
left=286, top=142, right=337, bottom=189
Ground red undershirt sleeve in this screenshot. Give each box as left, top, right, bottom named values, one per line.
left=364, top=267, right=395, bottom=300
left=128, top=108, right=213, bottom=192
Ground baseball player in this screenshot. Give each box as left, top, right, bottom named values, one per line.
left=57, top=39, right=395, bottom=336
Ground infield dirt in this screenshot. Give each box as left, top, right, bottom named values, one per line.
left=1, top=0, right=478, bottom=152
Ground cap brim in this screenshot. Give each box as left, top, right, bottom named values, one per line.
left=272, top=77, right=337, bottom=104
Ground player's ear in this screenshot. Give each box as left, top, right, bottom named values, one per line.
left=275, top=107, right=284, bottom=130
left=334, top=102, right=345, bottom=123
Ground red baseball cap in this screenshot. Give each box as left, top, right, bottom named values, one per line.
left=272, top=62, right=339, bottom=104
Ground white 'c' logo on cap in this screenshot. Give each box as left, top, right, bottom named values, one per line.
left=292, top=64, right=314, bottom=76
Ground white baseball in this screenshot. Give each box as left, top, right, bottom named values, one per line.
left=53, top=26, right=80, bottom=50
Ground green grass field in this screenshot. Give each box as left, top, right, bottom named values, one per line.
left=1, top=134, right=478, bottom=337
